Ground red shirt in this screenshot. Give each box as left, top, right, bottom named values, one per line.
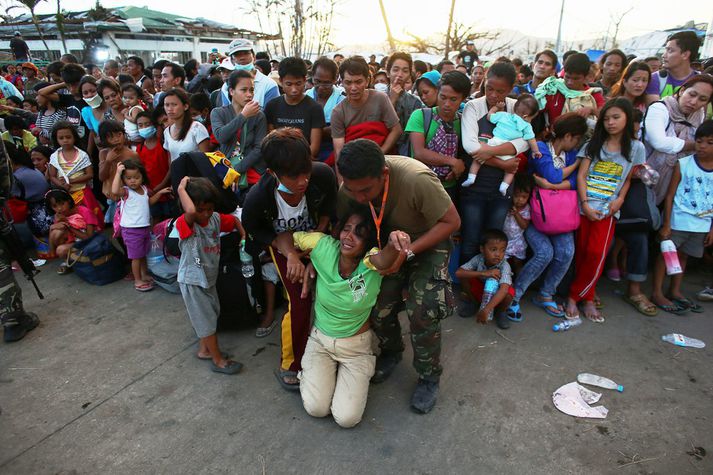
left=175, top=213, right=236, bottom=239
left=137, top=142, right=170, bottom=199
left=544, top=90, right=605, bottom=124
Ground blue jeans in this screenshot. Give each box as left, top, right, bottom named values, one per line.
left=459, top=190, right=510, bottom=264
left=513, top=226, right=574, bottom=302
left=618, top=230, right=648, bottom=282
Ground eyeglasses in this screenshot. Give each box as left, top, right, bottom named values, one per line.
left=312, top=79, right=335, bottom=87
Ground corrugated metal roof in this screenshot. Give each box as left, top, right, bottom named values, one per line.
left=1, top=5, right=279, bottom=39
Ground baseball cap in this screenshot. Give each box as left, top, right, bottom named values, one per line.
left=227, top=38, right=254, bottom=56
left=14, top=31, right=21, bottom=36
left=21, top=62, right=39, bottom=74
left=217, top=57, right=235, bottom=71
left=466, top=40, right=475, bottom=45
left=415, top=70, right=441, bottom=88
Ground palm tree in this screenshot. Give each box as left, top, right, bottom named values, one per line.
left=9, top=0, right=51, bottom=53
left=378, top=0, right=395, bottom=53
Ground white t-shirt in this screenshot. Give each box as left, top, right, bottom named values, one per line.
left=163, top=121, right=209, bottom=162
left=120, top=186, right=151, bottom=228
left=272, top=190, right=314, bottom=233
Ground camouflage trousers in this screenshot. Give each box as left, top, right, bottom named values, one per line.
left=0, top=239, right=24, bottom=326
left=370, top=241, right=454, bottom=380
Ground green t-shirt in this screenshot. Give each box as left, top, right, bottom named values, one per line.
left=294, top=232, right=382, bottom=339
left=404, top=107, right=462, bottom=188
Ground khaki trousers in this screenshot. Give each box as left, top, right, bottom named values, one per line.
left=299, top=327, right=376, bottom=428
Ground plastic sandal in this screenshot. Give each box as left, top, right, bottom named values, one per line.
left=211, top=360, right=243, bottom=375
left=531, top=296, right=565, bottom=318
left=274, top=369, right=300, bottom=391
left=255, top=319, right=279, bottom=338
left=672, top=298, right=704, bottom=314
left=507, top=301, right=522, bottom=322
left=624, top=294, right=658, bottom=317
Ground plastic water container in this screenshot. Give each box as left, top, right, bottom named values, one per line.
left=577, top=373, right=624, bottom=392
left=240, top=239, right=254, bottom=278
left=660, top=240, right=682, bottom=275
left=479, top=278, right=499, bottom=321
left=661, top=333, right=705, bottom=348
left=553, top=318, right=582, bottom=332
left=147, top=234, right=164, bottom=266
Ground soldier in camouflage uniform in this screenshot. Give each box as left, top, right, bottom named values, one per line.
left=0, top=139, right=39, bottom=342
left=337, top=140, right=461, bottom=414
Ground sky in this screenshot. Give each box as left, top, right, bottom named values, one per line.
left=24, top=0, right=712, bottom=49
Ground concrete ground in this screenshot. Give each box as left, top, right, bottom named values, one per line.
left=0, top=261, right=711, bottom=474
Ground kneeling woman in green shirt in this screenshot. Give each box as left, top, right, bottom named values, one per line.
left=279, top=208, right=410, bottom=428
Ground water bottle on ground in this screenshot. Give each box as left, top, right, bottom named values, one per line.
left=552, top=318, right=582, bottom=332
left=147, top=234, right=163, bottom=266
left=239, top=239, right=254, bottom=278
left=661, top=333, right=705, bottom=349
left=660, top=240, right=682, bottom=275
left=480, top=278, right=499, bottom=321
left=577, top=373, right=624, bottom=392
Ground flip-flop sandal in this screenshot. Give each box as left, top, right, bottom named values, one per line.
left=196, top=352, right=230, bottom=361
left=506, top=302, right=522, bottom=322
left=531, top=296, right=565, bottom=318
left=624, top=294, right=658, bottom=317
left=211, top=360, right=243, bottom=375
left=57, top=263, right=72, bottom=275
left=582, top=303, right=605, bottom=323
left=134, top=282, right=155, bottom=292
left=274, top=369, right=300, bottom=392
left=672, top=298, right=704, bottom=314
left=255, top=319, right=279, bottom=338
left=654, top=301, right=687, bottom=315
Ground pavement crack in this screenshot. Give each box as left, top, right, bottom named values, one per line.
left=0, top=340, right=197, bottom=469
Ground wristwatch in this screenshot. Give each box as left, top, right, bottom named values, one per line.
left=406, top=250, right=415, bottom=261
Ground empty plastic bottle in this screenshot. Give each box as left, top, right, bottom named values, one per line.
left=147, top=234, right=164, bottom=266
left=479, top=278, right=499, bottom=321
left=240, top=239, right=254, bottom=278
left=552, top=318, right=582, bottom=332
left=660, top=240, right=683, bottom=275
left=661, top=333, right=705, bottom=349
left=577, top=373, right=624, bottom=392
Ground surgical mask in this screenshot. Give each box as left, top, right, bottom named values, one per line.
left=138, top=126, right=157, bottom=139
left=234, top=62, right=255, bottom=72
left=85, top=94, right=103, bottom=109
left=277, top=181, right=293, bottom=195
left=374, top=83, right=389, bottom=94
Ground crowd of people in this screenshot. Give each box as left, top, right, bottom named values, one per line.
left=1, top=30, right=713, bottom=428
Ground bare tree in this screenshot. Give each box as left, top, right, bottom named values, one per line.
left=378, top=0, right=396, bottom=53
left=56, top=0, right=68, bottom=55
left=398, top=32, right=440, bottom=54
left=244, top=0, right=338, bottom=58
left=8, top=0, right=51, bottom=52
left=443, top=0, right=456, bottom=59
left=610, top=7, right=633, bottom=49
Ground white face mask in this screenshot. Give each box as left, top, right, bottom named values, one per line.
left=374, top=83, right=389, bottom=94
left=85, top=94, right=103, bottom=109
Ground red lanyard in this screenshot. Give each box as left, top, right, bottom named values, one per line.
left=369, top=174, right=389, bottom=249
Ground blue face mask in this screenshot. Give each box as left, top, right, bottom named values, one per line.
left=277, top=181, right=294, bottom=194
left=234, top=62, right=255, bottom=72
left=138, top=126, right=156, bottom=139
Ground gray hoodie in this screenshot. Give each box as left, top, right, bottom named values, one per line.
left=210, top=105, right=267, bottom=175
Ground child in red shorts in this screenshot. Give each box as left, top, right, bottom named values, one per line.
left=455, top=229, right=515, bottom=330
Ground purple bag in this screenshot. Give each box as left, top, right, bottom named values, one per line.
left=530, top=187, right=580, bottom=235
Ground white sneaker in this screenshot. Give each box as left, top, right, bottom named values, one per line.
left=696, top=287, right=713, bottom=302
